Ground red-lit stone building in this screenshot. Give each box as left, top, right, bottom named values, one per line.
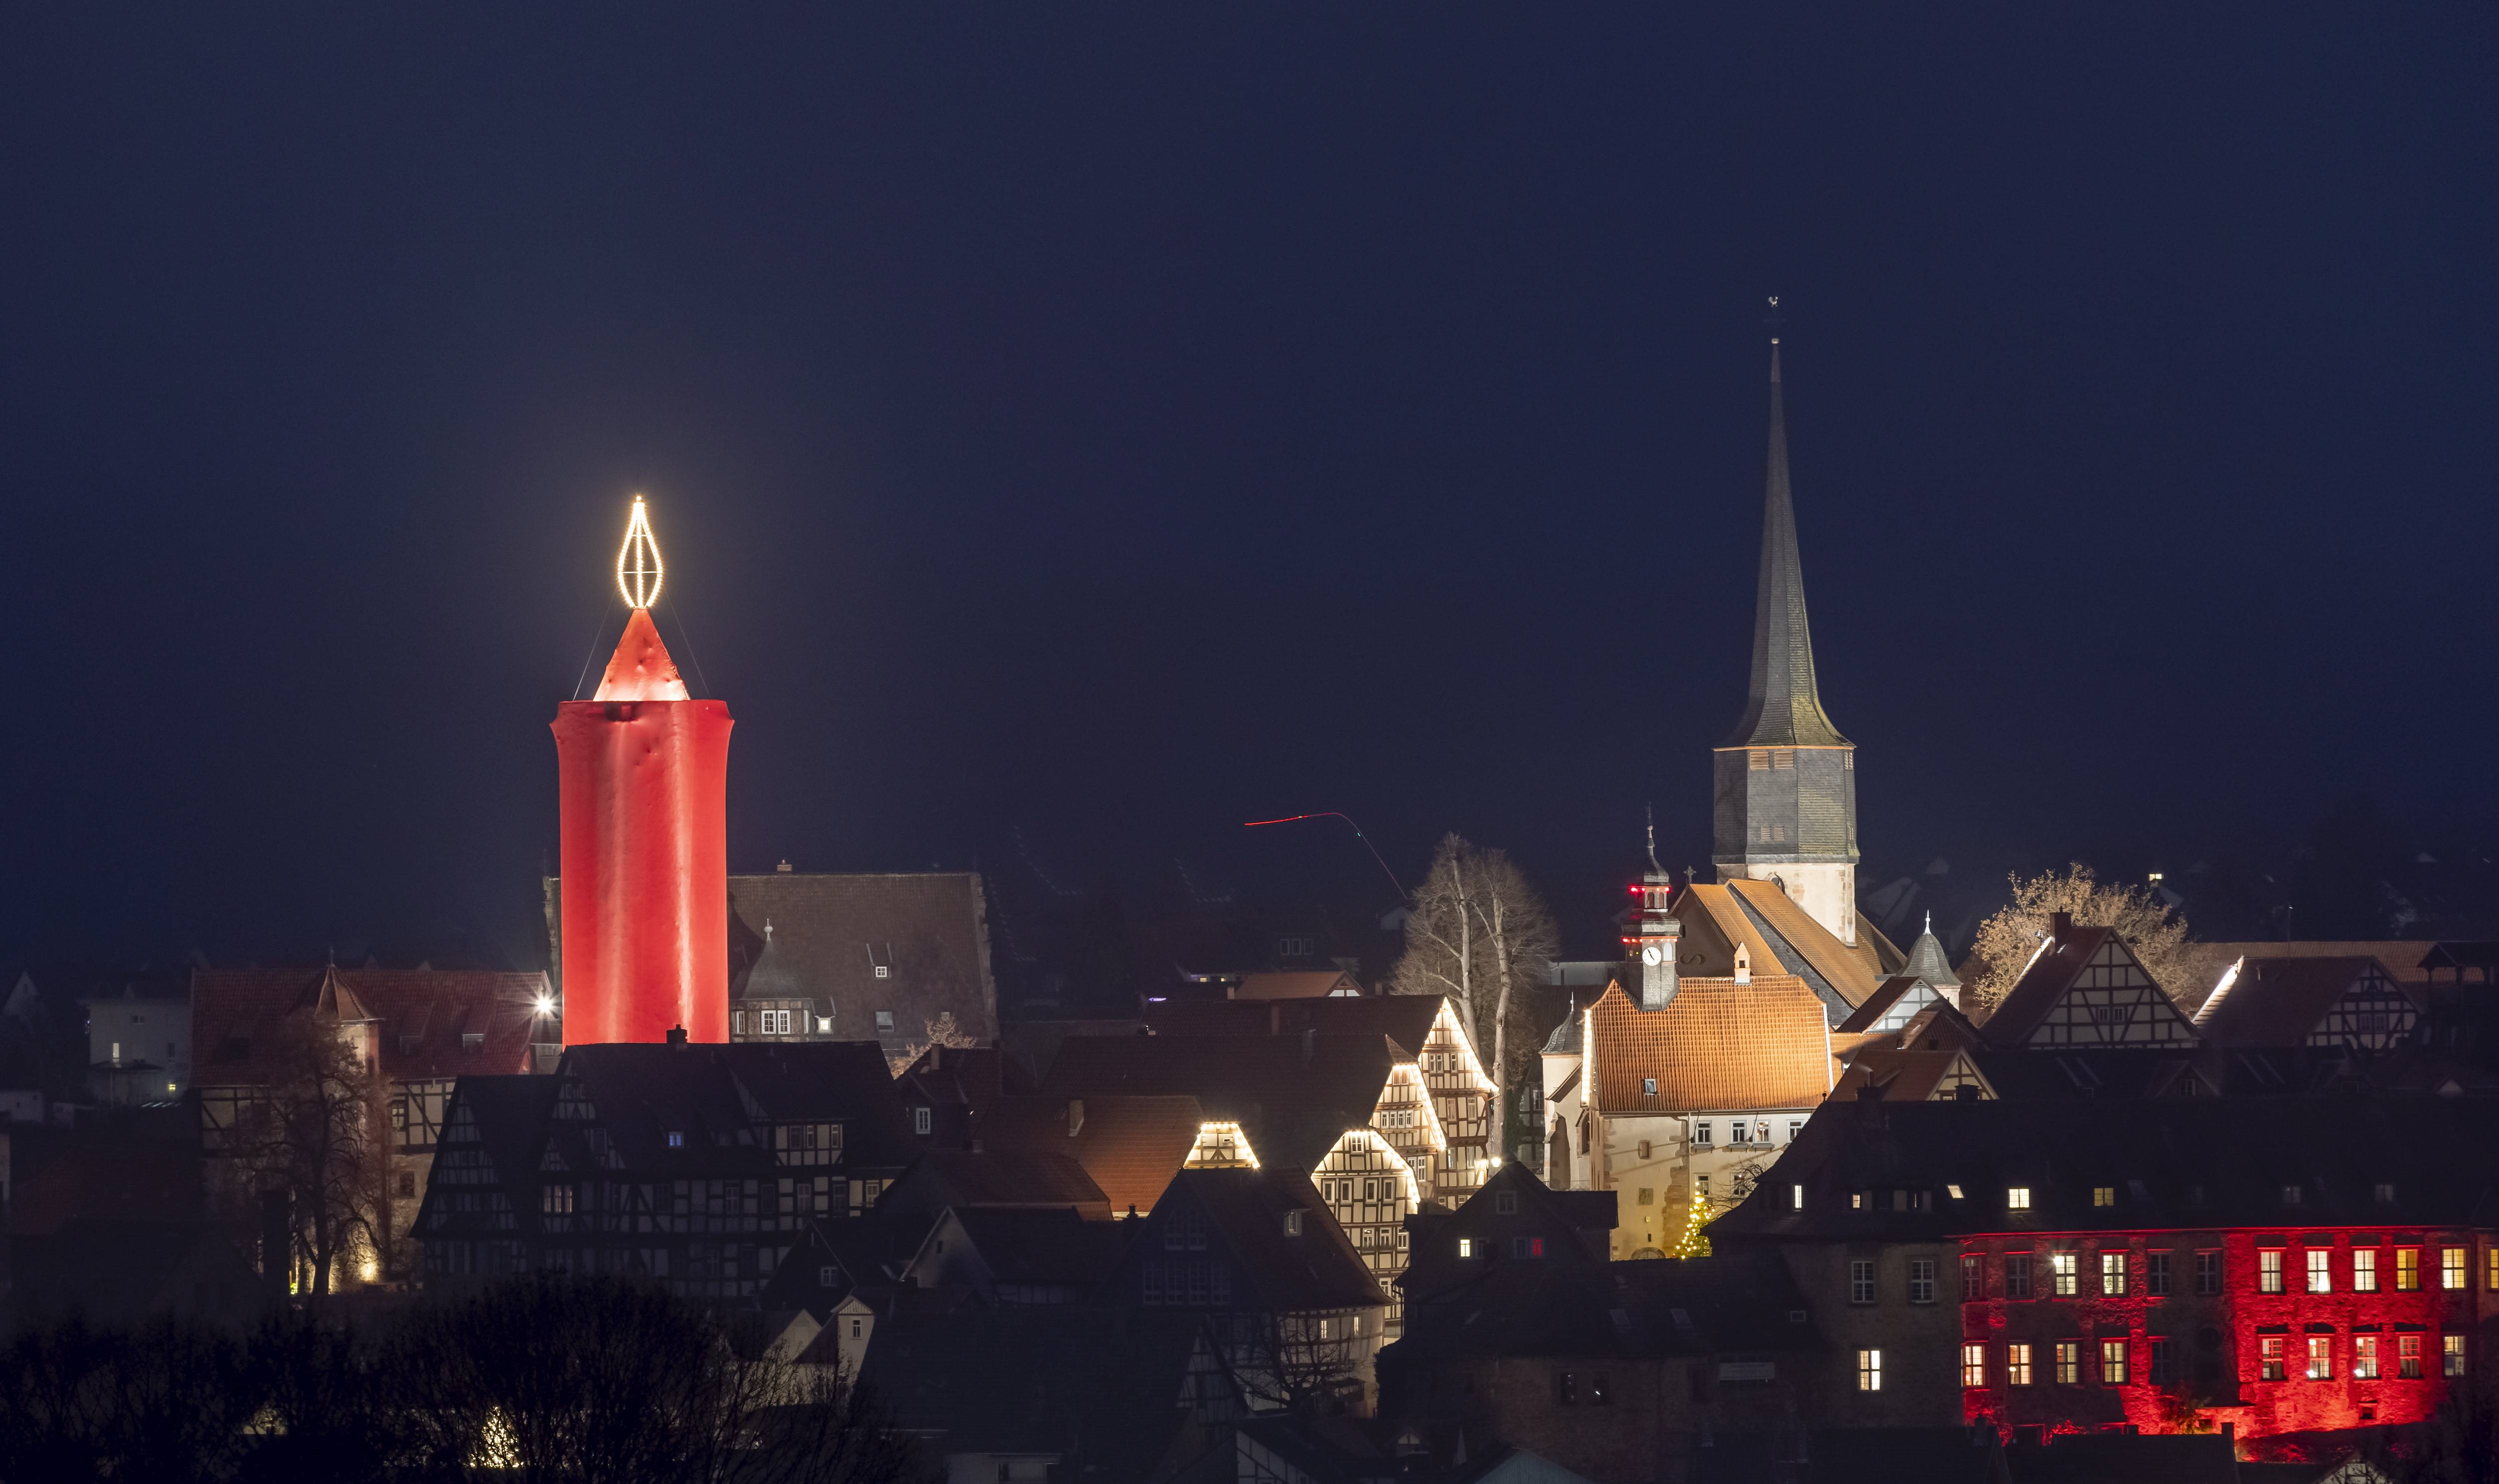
left=1712, top=1091, right=2499, bottom=1445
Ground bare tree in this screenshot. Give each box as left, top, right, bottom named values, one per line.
left=1389, top=835, right=1556, bottom=1143
left=886, top=1011, right=977, bottom=1076
left=225, top=1013, right=384, bottom=1307
left=1963, top=863, right=2196, bottom=1018
left=1221, top=1307, right=1369, bottom=1415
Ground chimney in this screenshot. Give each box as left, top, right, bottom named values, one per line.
left=665, top=1024, right=689, bottom=1048
left=776, top=859, right=793, bottom=872
left=2049, top=911, right=2073, bottom=944
left=1068, top=1099, right=1086, bottom=1137
left=1733, top=943, right=1752, bottom=986
left=928, top=1044, right=942, bottom=1072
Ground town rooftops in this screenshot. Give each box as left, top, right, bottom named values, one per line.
left=1231, top=970, right=1365, bottom=1000
left=1670, top=881, right=1903, bottom=1022
left=1583, top=979, right=1834, bottom=1114
left=1167, top=1165, right=1385, bottom=1313
left=981, top=1093, right=1206, bottom=1216
left=1398, top=1245, right=1816, bottom=1363
left=1978, top=923, right=2200, bottom=1050
left=192, top=965, right=553, bottom=1086
left=2192, top=955, right=2418, bottom=1047
left=1147, top=992, right=1453, bottom=1057
left=1710, top=1093, right=2499, bottom=1245
left=1041, top=1032, right=1421, bottom=1171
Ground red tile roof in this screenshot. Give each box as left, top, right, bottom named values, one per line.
left=1584, top=979, right=1834, bottom=1113
left=981, top=1094, right=1206, bottom=1217
left=192, top=966, right=551, bottom=1086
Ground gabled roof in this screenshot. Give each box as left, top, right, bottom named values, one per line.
left=1672, top=882, right=1901, bottom=1022
left=1170, top=1166, right=1384, bottom=1312
left=1980, top=926, right=2200, bottom=1050
left=1232, top=971, right=1364, bottom=1001
left=1832, top=1047, right=1993, bottom=1104
left=2194, top=955, right=2417, bottom=1047
left=982, top=1094, right=1206, bottom=1216
left=925, top=1206, right=1132, bottom=1289
left=557, top=1044, right=774, bottom=1176
left=2182, top=939, right=2438, bottom=997
left=1041, top=1033, right=1416, bottom=1171
left=193, top=966, right=552, bottom=1086
left=1148, top=994, right=1452, bottom=1061
left=1583, top=980, right=1832, bottom=1114
left=892, top=1148, right=1112, bottom=1217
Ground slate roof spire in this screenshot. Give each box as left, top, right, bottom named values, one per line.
left=1901, top=912, right=1961, bottom=997
left=1723, top=329, right=1850, bottom=749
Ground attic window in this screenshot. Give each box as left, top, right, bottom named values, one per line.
left=1945, top=1185, right=1964, bottom=1200
left=666, top=1131, right=685, bottom=1149
left=875, top=965, right=890, bottom=979
left=1790, top=1184, right=1804, bottom=1210
left=2282, top=1185, right=2304, bottom=1207
left=1283, top=1210, right=1304, bottom=1237
left=1642, top=1078, right=1658, bottom=1097
left=2376, top=1183, right=2397, bottom=1204
left=818, top=1266, right=836, bottom=1288
left=1494, top=1191, right=1518, bottom=1216
left=912, top=1107, right=933, bottom=1136
left=875, top=1011, right=895, bottom=1032
left=2007, top=1187, right=2032, bottom=1211
left=2092, top=1187, right=2115, bottom=1207
left=462, top=1032, right=484, bottom=1052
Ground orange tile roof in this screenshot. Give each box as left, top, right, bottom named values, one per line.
left=1584, top=979, right=1833, bottom=1114
left=982, top=1094, right=1207, bottom=1217
left=1725, top=880, right=1883, bottom=1007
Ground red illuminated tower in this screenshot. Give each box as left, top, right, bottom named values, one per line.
left=551, top=498, right=734, bottom=1045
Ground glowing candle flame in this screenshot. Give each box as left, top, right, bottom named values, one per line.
left=616, top=496, right=665, bottom=609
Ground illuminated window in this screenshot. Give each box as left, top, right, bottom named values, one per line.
left=1791, top=1184, right=1804, bottom=1211
left=1850, top=1260, right=1876, bottom=1304
left=1749, top=748, right=1769, bottom=771
left=2443, top=1248, right=2468, bottom=1290
left=1962, top=1253, right=1984, bottom=1298
left=2259, top=1250, right=2284, bottom=1294
left=1962, top=1344, right=1987, bottom=1387
left=2149, top=1336, right=2174, bottom=1385
left=2489, top=1249, right=2499, bottom=1291
left=2101, top=1338, right=2128, bottom=1385
left=2196, top=1250, right=2222, bottom=1295
left=1947, top=1184, right=1964, bottom=1200
left=666, top=1131, right=685, bottom=1149
left=389, top=1099, right=408, bottom=1131
left=1458, top=1239, right=1472, bottom=1258
left=2147, top=1251, right=2171, bottom=1296
left=2355, top=1335, right=2380, bottom=1379
left=2307, top=1336, right=2333, bottom=1381
left=2261, top=1337, right=2286, bottom=1382
left=2446, top=1335, right=2467, bottom=1377
left=2007, top=1343, right=2033, bottom=1386
left=2054, top=1341, right=2080, bottom=1385
left=2400, top=1335, right=2423, bottom=1378
left=2398, top=1248, right=2422, bottom=1291
left=1856, top=1349, right=1882, bottom=1392
left=2308, top=1249, right=2332, bottom=1294
left=2092, top=1187, right=2115, bottom=1207
left=1909, top=1259, right=1936, bottom=1304
left=2356, top=1248, right=2379, bottom=1292
left=2007, top=1187, right=2031, bottom=1211
left=2051, top=1252, right=2078, bottom=1296
left=2005, top=1255, right=2033, bottom=1300
left=2101, top=1251, right=2128, bottom=1295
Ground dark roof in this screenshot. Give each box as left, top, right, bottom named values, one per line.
left=896, top=1044, right=1031, bottom=1108
left=889, top=1148, right=1112, bottom=1215
left=1711, top=1093, right=2499, bottom=1246
left=1042, top=1032, right=1413, bottom=1170
left=1147, top=993, right=1450, bottom=1057
left=193, top=966, right=552, bottom=1086
left=860, top=1307, right=1209, bottom=1472
left=1722, top=342, right=1848, bottom=749
left=1980, top=926, right=2199, bottom=1049
left=552, top=1040, right=914, bottom=1173
left=2193, top=955, right=2417, bottom=1047
left=2422, top=941, right=2499, bottom=973
left=8, top=1220, right=264, bottom=1327
left=1901, top=919, right=1963, bottom=990
left=2003, top=1432, right=2239, bottom=1484
left=1171, top=1166, right=1384, bottom=1312
left=941, top=1206, right=1132, bottom=1288
left=1690, top=1429, right=2008, bottom=1484
left=1398, top=1246, right=1815, bottom=1363
left=982, top=1094, right=1206, bottom=1216
left=724, top=871, right=998, bottom=1049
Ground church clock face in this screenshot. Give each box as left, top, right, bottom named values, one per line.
left=1640, top=945, right=1663, bottom=966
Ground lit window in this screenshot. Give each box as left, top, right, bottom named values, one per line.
left=2006, top=1343, right=2033, bottom=1386
left=1850, top=1260, right=1876, bottom=1305
left=2054, top=1341, right=2079, bottom=1385
left=1856, top=1349, right=1882, bottom=1392
left=1962, top=1343, right=1986, bottom=1388
left=2101, top=1251, right=2128, bottom=1295
left=2050, top=1253, right=2078, bottom=1297
left=1909, top=1259, right=1935, bottom=1304
left=1946, top=1184, right=1964, bottom=1200
left=2260, top=1250, right=2284, bottom=1294
left=2446, top=1335, right=2467, bottom=1378
left=1458, top=1238, right=1472, bottom=1258
left=666, top=1131, right=685, bottom=1149
left=2307, top=1336, right=2332, bottom=1381
left=2400, top=1335, right=2424, bottom=1378
left=2007, top=1187, right=2031, bottom=1211
left=2355, top=1248, right=2379, bottom=1292
left=2309, top=1249, right=2333, bottom=1294
left=2101, top=1338, right=2128, bottom=1385
left=2399, top=1248, right=2422, bottom=1291
left=2444, top=1248, right=2468, bottom=1290
left=2092, top=1187, right=2115, bottom=1207
left=2489, top=1250, right=2499, bottom=1291
left=2355, top=1335, right=2380, bottom=1380
left=2261, top=1337, right=2286, bottom=1381
left=1790, top=1184, right=1804, bottom=1211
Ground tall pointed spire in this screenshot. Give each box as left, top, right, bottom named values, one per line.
left=1722, top=330, right=1849, bottom=748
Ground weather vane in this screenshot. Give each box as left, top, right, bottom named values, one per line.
left=1765, top=294, right=1784, bottom=344
left=616, top=495, right=665, bottom=610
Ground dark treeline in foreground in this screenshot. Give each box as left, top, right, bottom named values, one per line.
left=0, top=1276, right=917, bottom=1484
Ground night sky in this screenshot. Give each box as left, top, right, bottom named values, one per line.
left=4, top=8, right=2494, bottom=966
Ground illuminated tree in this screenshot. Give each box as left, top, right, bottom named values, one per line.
left=225, top=1013, right=385, bottom=1307
left=1963, top=863, right=2195, bottom=1018
left=887, top=1011, right=977, bottom=1076
left=1388, top=835, right=1556, bottom=1146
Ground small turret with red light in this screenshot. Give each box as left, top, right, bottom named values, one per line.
left=1620, top=817, right=1681, bottom=1011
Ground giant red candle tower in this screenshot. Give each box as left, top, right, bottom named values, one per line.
left=551, top=497, right=734, bottom=1045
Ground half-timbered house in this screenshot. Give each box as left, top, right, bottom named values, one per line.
left=2194, top=955, right=2424, bottom=1051
left=1977, top=915, right=2199, bottom=1052
left=410, top=1035, right=914, bottom=1303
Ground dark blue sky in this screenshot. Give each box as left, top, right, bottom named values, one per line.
left=3, top=7, right=2493, bottom=964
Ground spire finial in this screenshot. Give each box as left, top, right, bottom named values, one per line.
left=617, top=495, right=665, bottom=610
left=1924, top=909, right=1933, bottom=934
left=1646, top=805, right=1662, bottom=874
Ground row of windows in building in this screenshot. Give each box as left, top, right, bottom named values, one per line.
left=1941, top=1333, right=2467, bottom=1391
left=2256, top=1245, right=2483, bottom=1294
left=1688, top=1119, right=1799, bottom=1148
left=1457, top=1237, right=1545, bottom=1259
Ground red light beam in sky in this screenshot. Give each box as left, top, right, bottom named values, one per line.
left=1243, top=811, right=1406, bottom=901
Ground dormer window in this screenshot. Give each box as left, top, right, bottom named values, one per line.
left=2007, top=1187, right=2031, bottom=1211
left=1642, top=1078, right=1658, bottom=1097
left=876, top=1011, right=896, bottom=1033
left=912, top=1106, right=933, bottom=1136
left=666, top=1131, right=685, bottom=1149
left=2281, top=1185, right=2304, bottom=1207
left=1494, top=1191, right=1518, bottom=1216
left=1283, top=1210, right=1304, bottom=1237
left=462, top=1032, right=484, bottom=1052
left=2375, top=1183, right=2397, bottom=1204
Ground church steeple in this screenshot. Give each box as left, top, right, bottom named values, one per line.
left=1723, top=337, right=1850, bottom=750
left=1711, top=312, right=1862, bottom=946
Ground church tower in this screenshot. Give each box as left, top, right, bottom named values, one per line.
left=1712, top=328, right=1860, bottom=945
left=551, top=498, right=736, bottom=1044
